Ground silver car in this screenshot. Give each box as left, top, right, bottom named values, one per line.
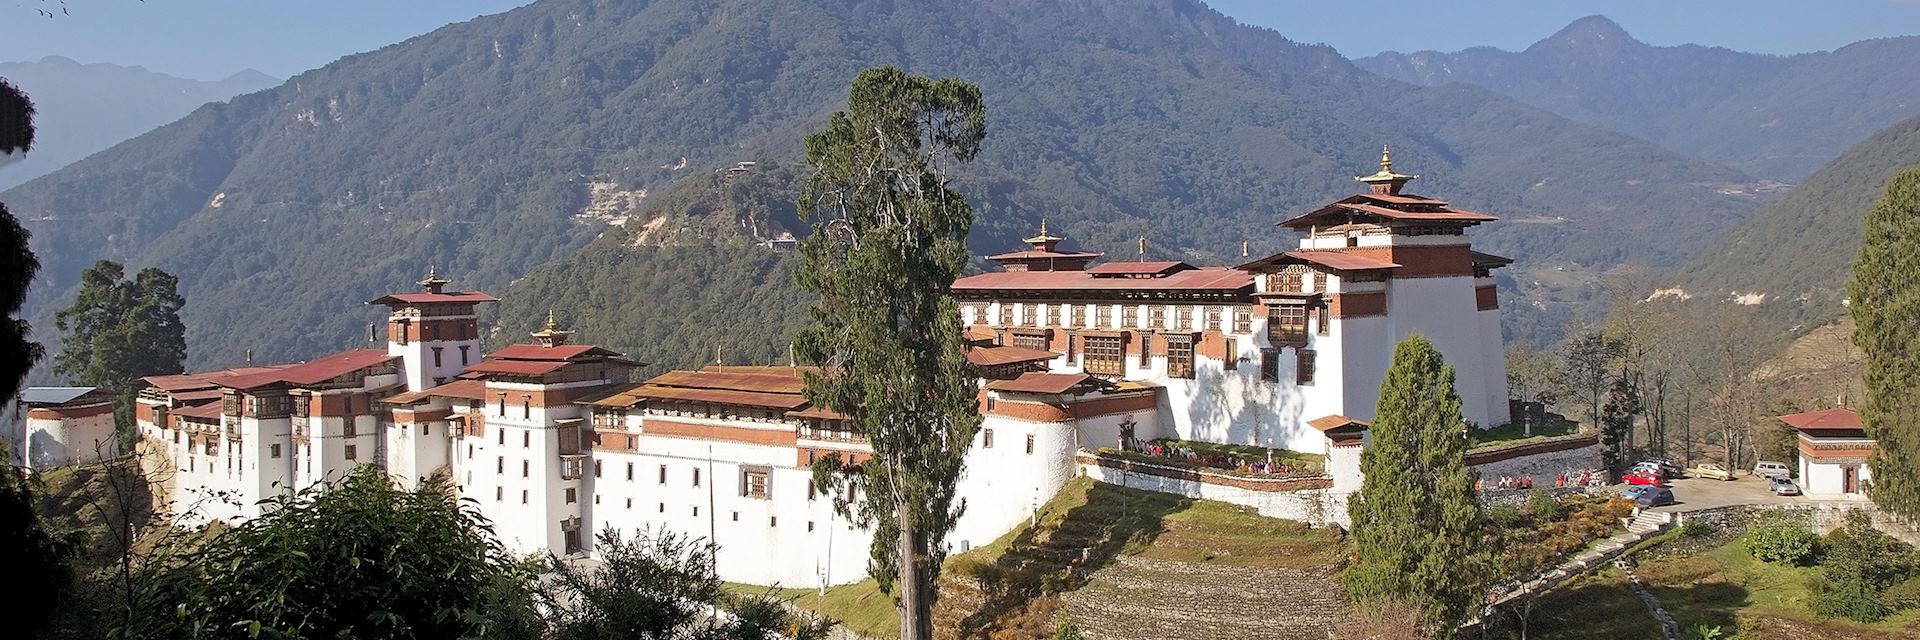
left=1770, top=478, right=1802, bottom=496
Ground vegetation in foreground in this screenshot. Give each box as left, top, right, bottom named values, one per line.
left=1849, top=166, right=1920, bottom=520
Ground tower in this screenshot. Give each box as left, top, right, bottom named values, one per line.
left=367, top=267, right=499, bottom=391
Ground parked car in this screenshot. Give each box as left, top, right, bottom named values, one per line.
left=1620, top=485, right=1652, bottom=501
left=1623, top=471, right=1661, bottom=486
left=1754, top=461, right=1793, bottom=479
left=1688, top=463, right=1734, bottom=481
left=1771, top=478, right=1803, bottom=496
left=1635, top=486, right=1676, bottom=507
left=1629, top=462, right=1671, bottom=479
left=1644, top=458, right=1685, bottom=476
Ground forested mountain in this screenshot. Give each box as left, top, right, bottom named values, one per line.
left=1, top=0, right=1763, bottom=369
left=1358, top=16, right=1920, bottom=180
left=1672, top=113, right=1920, bottom=327
left=0, top=56, right=277, bottom=190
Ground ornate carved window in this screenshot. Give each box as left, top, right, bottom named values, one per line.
left=1047, top=304, right=1061, bottom=327
left=1269, top=304, right=1308, bottom=347
left=1173, top=306, right=1192, bottom=331
left=1120, top=305, right=1136, bottom=328
left=1095, top=305, right=1113, bottom=328
left=1234, top=307, right=1253, bottom=333
left=1297, top=349, right=1317, bottom=385
left=1166, top=334, right=1195, bottom=379
left=1150, top=305, right=1166, bottom=329
left=1204, top=307, right=1222, bottom=331
left=1084, top=336, right=1126, bottom=376
left=1013, top=333, right=1047, bottom=352
left=998, top=303, right=1013, bottom=326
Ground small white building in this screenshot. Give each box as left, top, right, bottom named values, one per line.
left=20, top=386, right=118, bottom=468
left=1780, top=407, right=1875, bottom=497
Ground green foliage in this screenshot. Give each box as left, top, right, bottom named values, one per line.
left=1679, top=518, right=1715, bottom=538
left=1741, top=522, right=1821, bottom=566
left=1562, top=330, right=1622, bottom=429
left=1344, top=335, right=1488, bottom=637
left=794, top=67, right=986, bottom=640
left=1525, top=488, right=1562, bottom=522
left=1599, top=373, right=1642, bottom=471
left=0, top=465, right=78, bottom=639
left=53, top=261, right=186, bottom=391
left=1051, top=616, right=1083, bottom=640
left=1690, top=623, right=1727, bottom=640
left=1848, top=166, right=1920, bottom=519
left=1, top=0, right=1764, bottom=373
left=541, top=529, right=833, bottom=640
left=114, top=467, right=538, bottom=639
left=1808, top=511, right=1920, bottom=623
left=1882, top=574, right=1920, bottom=612
left=0, top=77, right=42, bottom=401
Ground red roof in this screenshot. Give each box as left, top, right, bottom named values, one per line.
left=787, top=406, right=852, bottom=420
left=170, top=389, right=226, bottom=404
left=487, top=343, right=623, bottom=362
left=967, top=345, right=1058, bottom=367
left=987, top=372, right=1097, bottom=394
left=644, top=368, right=807, bottom=395
left=459, top=359, right=571, bottom=377
left=1280, top=193, right=1497, bottom=230
left=144, top=364, right=298, bottom=392
left=173, top=402, right=225, bottom=421
left=1307, top=415, right=1371, bottom=432
left=954, top=267, right=1251, bottom=293
left=366, top=291, right=499, bottom=306
left=1086, top=261, right=1192, bottom=277
left=986, top=249, right=1103, bottom=261
left=1779, top=408, right=1863, bottom=431
left=1240, top=250, right=1400, bottom=272
left=217, top=349, right=397, bottom=390
left=628, top=385, right=810, bottom=410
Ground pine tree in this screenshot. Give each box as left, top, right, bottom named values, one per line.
left=794, top=67, right=986, bottom=640
left=1344, top=334, right=1489, bottom=638
left=1599, top=373, right=1642, bottom=473
left=53, top=260, right=187, bottom=444
left=1848, top=166, right=1920, bottom=519
left=1, top=78, right=42, bottom=402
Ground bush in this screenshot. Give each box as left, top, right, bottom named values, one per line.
left=1679, top=518, right=1715, bottom=537
left=1883, top=575, right=1920, bottom=612
left=1742, top=522, right=1820, bottom=565
left=1808, top=511, right=1920, bottom=623
left=1487, top=504, right=1523, bottom=528
left=1526, top=489, right=1562, bottom=522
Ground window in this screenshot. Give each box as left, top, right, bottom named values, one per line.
left=343, top=422, right=356, bottom=438
left=732, top=512, right=739, bottom=522
left=1026, top=434, right=1036, bottom=454
left=594, top=460, right=602, bottom=478
left=1269, top=304, right=1308, bottom=347
left=1120, top=305, right=1136, bottom=328
left=270, top=444, right=282, bottom=459
left=1261, top=349, right=1280, bottom=382
left=459, top=345, right=471, bottom=365
left=659, top=465, right=668, bottom=484
left=693, top=468, right=701, bottom=487
left=1013, top=332, right=1047, bottom=352
left=659, top=503, right=665, bottom=513
left=1084, top=335, right=1125, bottom=376
left=1297, top=349, right=1316, bottom=385
left=1047, top=304, right=1061, bottom=327
left=497, top=428, right=505, bottom=445
left=742, top=470, right=769, bottom=498
left=1224, top=337, right=1237, bottom=368
left=396, top=320, right=409, bottom=346
left=997, top=303, right=1013, bottom=326
left=628, top=462, right=635, bottom=481
left=1066, top=333, right=1078, bottom=362
left=625, top=498, right=632, bottom=509
left=496, top=486, right=503, bottom=501
left=1308, top=271, right=1321, bottom=293
left=1316, top=306, right=1330, bottom=336
left=498, top=394, right=507, bottom=417
left=432, top=347, right=443, bottom=368
left=1094, top=305, right=1112, bottom=327
left=497, top=457, right=504, bottom=474
left=523, top=432, right=530, bottom=448
left=1140, top=334, right=1152, bottom=366
left=809, top=521, right=816, bottom=532
left=344, top=445, right=357, bottom=460
left=1150, top=305, right=1166, bottom=329
left=563, top=520, right=581, bottom=555
left=1167, top=334, right=1195, bottom=379
left=522, top=461, right=529, bottom=478
left=692, top=506, right=699, bottom=517
left=808, top=482, right=817, bottom=501
left=983, top=429, right=995, bottom=449
left=522, top=397, right=531, bottom=420
left=1205, top=307, right=1222, bottom=331
left=770, top=517, right=777, bottom=527
left=565, top=488, right=577, bottom=504
left=1173, top=306, right=1192, bottom=331
left=521, top=490, right=528, bottom=504
left=1234, top=307, right=1253, bottom=333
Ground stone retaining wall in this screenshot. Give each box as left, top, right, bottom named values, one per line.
left=1679, top=501, right=1920, bottom=546
left=1467, top=435, right=1603, bottom=486
left=1076, top=452, right=1349, bottom=527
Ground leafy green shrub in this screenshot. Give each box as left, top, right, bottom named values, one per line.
left=1882, top=575, right=1920, bottom=612
left=1487, top=504, right=1523, bottom=528
left=1679, top=518, right=1715, bottom=537
left=1526, top=489, right=1562, bottom=522
left=1742, top=522, right=1820, bottom=565
left=1809, top=511, right=1919, bottom=622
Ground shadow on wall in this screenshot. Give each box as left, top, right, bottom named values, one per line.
left=1170, top=363, right=1315, bottom=452
left=942, top=481, right=1197, bottom=638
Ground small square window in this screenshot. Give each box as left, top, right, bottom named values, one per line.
left=270, top=444, right=282, bottom=459
left=808, top=521, right=816, bottom=532
left=732, top=511, right=740, bottom=522
left=565, top=488, right=577, bottom=504
left=344, top=445, right=357, bottom=460
left=983, top=429, right=995, bottom=449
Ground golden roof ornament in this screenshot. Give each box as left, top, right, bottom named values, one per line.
left=530, top=308, right=573, bottom=346
left=1355, top=143, right=1418, bottom=185
left=418, top=264, right=451, bottom=292
left=1023, top=218, right=1064, bottom=245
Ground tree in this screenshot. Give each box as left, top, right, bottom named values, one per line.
left=114, top=467, right=540, bottom=639
left=1504, top=343, right=1563, bottom=432
left=1599, top=373, right=1642, bottom=472
left=53, top=261, right=186, bottom=443
left=1344, top=334, right=1489, bottom=637
left=540, top=528, right=833, bottom=640
left=1809, top=511, right=1919, bottom=622
left=1, top=77, right=41, bottom=402
left=1562, top=330, right=1621, bottom=429
left=0, top=465, right=78, bottom=638
left=1848, top=166, right=1920, bottom=518
left=793, top=66, right=987, bottom=640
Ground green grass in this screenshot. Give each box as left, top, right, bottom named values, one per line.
left=1641, top=539, right=1920, bottom=638
left=1099, top=440, right=1326, bottom=476
left=1524, top=568, right=1665, bottom=640
left=1468, top=419, right=1584, bottom=452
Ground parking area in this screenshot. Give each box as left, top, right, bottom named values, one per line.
left=1630, top=475, right=1809, bottom=513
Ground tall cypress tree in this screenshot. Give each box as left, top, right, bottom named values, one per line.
left=1344, top=334, right=1489, bottom=637
left=1848, top=166, right=1920, bottom=519
left=794, top=67, right=985, bottom=640
left=1, top=78, right=42, bottom=402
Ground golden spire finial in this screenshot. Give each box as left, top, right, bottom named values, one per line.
left=1380, top=144, right=1392, bottom=173
left=1138, top=235, right=1147, bottom=261
left=543, top=308, right=558, bottom=331
left=418, top=264, right=451, bottom=291
left=1040, top=218, right=1048, bottom=237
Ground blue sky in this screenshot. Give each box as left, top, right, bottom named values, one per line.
left=2, top=0, right=1917, bottom=80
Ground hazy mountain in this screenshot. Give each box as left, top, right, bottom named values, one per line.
left=1358, top=15, right=1920, bottom=180
left=0, top=56, right=278, bottom=190
left=0, top=0, right=1762, bottom=369
left=1672, top=112, right=1920, bottom=326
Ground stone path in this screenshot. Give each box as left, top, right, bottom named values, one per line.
left=1618, top=557, right=1681, bottom=640
left=1062, top=556, right=1349, bottom=640
left=1483, top=509, right=1673, bottom=612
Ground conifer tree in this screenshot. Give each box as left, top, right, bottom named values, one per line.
left=794, top=67, right=986, bottom=640
left=1599, top=373, right=1642, bottom=472
left=1848, top=166, right=1920, bottom=519
left=1345, top=334, right=1489, bottom=637
left=1, top=78, right=41, bottom=402
left=53, top=260, right=187, bottom=444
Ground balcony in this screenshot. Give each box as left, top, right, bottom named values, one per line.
left=559, top=454, right=586, bottom=481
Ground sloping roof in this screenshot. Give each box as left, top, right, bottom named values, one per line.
left=644, top=369, right=807, bottom=395
left=1280, top=193, right=1497, bottom=230
left=458, top=359, right=571, bottom=377
left=173, top=403, right=225, bottom=421
left=365, top=291, right=500, bottom=305
left=385, top=379, right=489, bottom=404
left=1085, top=261, right=1192, bottom=277
left=1307, top=415, right=1372, bottom=432
left=170, top=389, right=225, bottom=404
left=967, top=345, right=1058, bottom=367
left=144, top=364, right=299, bottom=392
left=954, top=267, right=1251, bottom=293
left=987, top=372, right=1097, bottom=395
left=218, top=349, right=397, bottom=390
left=1240, top=250, right=1401, bottom=272
left=1779, top=407, right=1863, bottom=431
left=576, top=382, right=650, bottom=408
left=627, top=385, right=811, bottom=410
left=985, top=249, right=1103, bottom=261
left=1471, top=251, right=1514, bottom=269
left=963, top=326, right=999, bottom=342
left=20, top=387, right=100, bottom=406
left=486, top=343, right=625, bottom=362
left=787, top=406, right=852, bottom=420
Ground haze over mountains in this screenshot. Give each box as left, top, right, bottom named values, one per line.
left=0, top=56, right=277, bottom=191
left=6, top=0, right=1900, bottom=371
left=1358, top=15, right=1920, bottom=181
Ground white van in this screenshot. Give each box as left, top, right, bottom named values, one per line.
left=1754, top=461, right=1792, bottom=479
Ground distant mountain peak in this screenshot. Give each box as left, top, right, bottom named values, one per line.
left=1532, top=15, right=1640, bottom=52
left=221, top=69, right=279, bottom=86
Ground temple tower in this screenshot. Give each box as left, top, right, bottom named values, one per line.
left=367, top=267, right=499, bottom=391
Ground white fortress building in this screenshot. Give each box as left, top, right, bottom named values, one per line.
left=135, top=151, right=1513, bottom=588
left=19, top=386, right=119, bottom=468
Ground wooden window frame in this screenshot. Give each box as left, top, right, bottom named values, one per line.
left=1166, top=334, right=1195, bottom=379
left=1269, top=304, right=1308, bottom=347
left=1297, top=348, right=1317, bottom=385
left=1261, top=348, right=1280, bottom=382
left=1084, top=335, right=1126, bottom=376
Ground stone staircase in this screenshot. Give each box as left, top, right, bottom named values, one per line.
left=1061, top=556, right=1348, bottom=640
left=1483, top=509, right=1673, bottom=612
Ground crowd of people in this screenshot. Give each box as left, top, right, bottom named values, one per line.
left=1122, top=438, right=1304, bottom=475
left=1474, top=468, right=1610, bottom=493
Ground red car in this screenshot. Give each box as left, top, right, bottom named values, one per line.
left=1623, top=471, right=1661, bottom=486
